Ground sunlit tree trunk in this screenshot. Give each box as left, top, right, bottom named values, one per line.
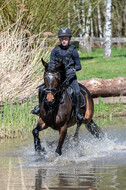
left=73, top=0, right=85, bottom=50
left=97, top=4, right=102, bottom=38
left=68, top=0, right=70, bottom=28
left=104, top=0, right=112, bottom=58
left=84, top=4, right=92, bottom=52
left=85, top=4, right=92, bottom=38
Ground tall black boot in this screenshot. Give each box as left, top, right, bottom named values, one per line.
left=31, top=105, right=40, bottom=115
left=31, top=84, right=45, bottom=115
left=75, top=95, right=85, bottom=123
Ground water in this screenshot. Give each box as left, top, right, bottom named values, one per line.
left=0, top=117, right=126, bottom=190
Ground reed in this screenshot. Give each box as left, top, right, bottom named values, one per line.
left=0, top=97, right=38, bottom=138
left=0, top=17, right=51, bottom=103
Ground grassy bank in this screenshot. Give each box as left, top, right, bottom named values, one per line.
left=94, top=98, right=126, bottom=118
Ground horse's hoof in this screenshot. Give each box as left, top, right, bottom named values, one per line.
left=55, top=149, right=62, bottom=156
left=73, top=135, right=78, bottom=142
left=41, top=147, right=47, bottom=155
left=55, top=152, right=61, bottom=157
left=35, top=144, right=42, bottom=151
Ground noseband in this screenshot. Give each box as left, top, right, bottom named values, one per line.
left=44, top=87, right=57, bottom=95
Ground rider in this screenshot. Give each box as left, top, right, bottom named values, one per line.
left=31, top=27, right=85, bottom=123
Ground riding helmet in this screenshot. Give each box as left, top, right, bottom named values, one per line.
left=58, top=27, right=72, bottom=37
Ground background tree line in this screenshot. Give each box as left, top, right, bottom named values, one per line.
left=0, top=0, right=126, bottom=38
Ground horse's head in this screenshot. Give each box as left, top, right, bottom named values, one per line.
left=42, top=58, right=62, bottom=105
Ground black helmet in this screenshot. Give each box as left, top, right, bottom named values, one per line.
left=58, top=27, right=72, bottom=37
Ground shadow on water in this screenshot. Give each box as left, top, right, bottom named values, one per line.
left=0, top=117, right=126, bottom=190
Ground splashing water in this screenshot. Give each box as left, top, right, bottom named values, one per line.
left=22, top=126, right=126, bottom=168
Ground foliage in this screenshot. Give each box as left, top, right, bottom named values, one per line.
left=0, top=0, right=76, bottom=35
left=0, top=0, right=126, bottom=37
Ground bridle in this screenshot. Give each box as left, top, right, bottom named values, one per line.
left=44, top=71, right=62, bottom=100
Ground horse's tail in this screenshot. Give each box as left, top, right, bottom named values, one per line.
left=85, top=119, right=105, bottom=140
left=79, top=83, right=94, bottom=123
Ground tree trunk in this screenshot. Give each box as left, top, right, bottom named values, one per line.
left=73, top=1, right=86, bottom=50
left=116, top=1, right=122, bottom=48
left=79, top=77, right=126, bottom=98
left=97, top=4, right=103, bottom=38
left=85, top=5, right=91, bottom=38
left=68, top=0, right=70, bottom=28
left=84, top=4, right=92, bottom=52
left=122, top=1, right=126, bottom=36
left=104, top=0, right=112, bottom=58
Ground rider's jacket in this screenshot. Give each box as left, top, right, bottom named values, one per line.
left=50, top=44, right=82, bottom=72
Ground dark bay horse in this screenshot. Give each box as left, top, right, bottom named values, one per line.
left=32, top=59, right=104, bottom=155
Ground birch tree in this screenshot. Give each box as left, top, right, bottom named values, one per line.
left=73, top=1, right=85, bottom=49
left=97, top=4, right=103, bottom=38
left=104, top=0, right=112, bottom=58
left=73, top=0, right=92, bottom=51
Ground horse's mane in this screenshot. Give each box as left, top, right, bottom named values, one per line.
left=45, top=60, right=64, bottom=73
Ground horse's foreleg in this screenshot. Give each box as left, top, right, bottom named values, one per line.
left=56, top=124, right=67, bottom=155
left=85, top=119, right=104, bottom=140
left=32, top=118, right=47, bottom=152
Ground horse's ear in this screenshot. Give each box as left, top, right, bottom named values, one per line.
left=41, top=58, right=47, bottom=67
left=55, top=62, right=62, bottom=68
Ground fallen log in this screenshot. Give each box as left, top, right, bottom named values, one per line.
left=79, top=77, right=126, bottom=98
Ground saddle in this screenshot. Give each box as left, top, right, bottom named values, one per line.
left=67, top=84, right=86, bottom=108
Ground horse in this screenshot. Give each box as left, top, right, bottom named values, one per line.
left=32, top=59, right=104, bottom=155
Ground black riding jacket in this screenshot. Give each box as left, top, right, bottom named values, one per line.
left=50, top=44, right=82, bottom=71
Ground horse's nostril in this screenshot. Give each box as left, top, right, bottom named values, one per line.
left=51, top=99, right=54, bottom=103
left=49, top=99, right=54, bottom=104
left=46, top=93, right=54, bottom=103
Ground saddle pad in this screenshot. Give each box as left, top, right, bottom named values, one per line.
left=67, top=86, right=85, bottom=108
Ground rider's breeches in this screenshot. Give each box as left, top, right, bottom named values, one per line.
left=70, top=79, right=80, bottom=96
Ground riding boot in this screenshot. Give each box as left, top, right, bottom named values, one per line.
left=75, top=95, right=85, bottom=123
left=31, top=105, right=40, bottom=115
left=31, top=84, right=45, bottom=115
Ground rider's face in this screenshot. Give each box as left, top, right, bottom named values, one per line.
left=59, top=36, right=70, bottom=46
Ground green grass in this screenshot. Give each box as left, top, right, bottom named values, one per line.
left=94, top=97, right=126, bottom=119
left=77, top=48, right=126, bottom=80
left=0, top=97, right=38, bottom=138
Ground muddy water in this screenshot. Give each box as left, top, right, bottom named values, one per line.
left=0, top=117, right=126, bottom=190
